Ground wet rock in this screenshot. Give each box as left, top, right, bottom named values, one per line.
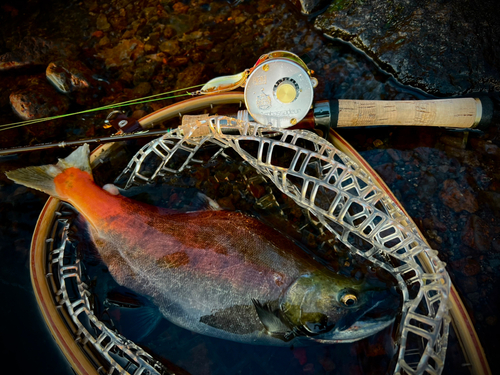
left=132, top=82, right=152, bottom=97
left=318, top=356, right=335, bottom=372
left=440, top=179, right=478, bottom=213
left=298, top=0, right=332, bottom=15
left=315, top=0, right=500, bottom=94
left=159, top=40, right=181, bottom=56
left=478, top=191, right=500, bottom=216
left=460, top=277, right=478, bottom=294
left=414, top=147, right=434, bottom=164
left=439, top=135, right=466, bottom=149
left=386, top=149, right=401, bottom=162
left=147, top=32, right=161, bottom=47
left=416, top=172, right=438, bottom=201
left=374, top=163, right=399, bottom=185
left=164, top=26, right=177, bottom=39
left=423, top=216, right=447, bottom=233
left=46, top=60, right=98, bottom=94
left=450, top=257, right=481, bottom=277
left=470, top=138, right=500, bottom=160
left=97, top=39, right=145, bottom=68
left=443, top=146, right=481, bottom=168
left=293, top=348, right=307, bottom=366
left=173, top=2, right=189, bottom=14
left=109, top=11, right=128, bottom=32
left=175, top=63, right=208, bottom=89
left=133, top=61, right=157, bottom=85
left=461, top=215, right=491, bottom=252
left=96, top=14, right=111, bottom=32
left=0, top=37, right=76, bottom=71
left=9, top=77, right=70, bottom=120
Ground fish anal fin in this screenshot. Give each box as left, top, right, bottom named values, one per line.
left=105, top=287, right=162, bottom=341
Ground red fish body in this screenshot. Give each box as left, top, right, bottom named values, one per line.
left=6, top=145, right=399, bottom=345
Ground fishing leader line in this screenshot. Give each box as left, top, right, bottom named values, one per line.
left=0, top=84, right=205, bottom=132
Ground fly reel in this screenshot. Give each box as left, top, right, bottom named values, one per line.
left=198, top=51, right=318, bottom=128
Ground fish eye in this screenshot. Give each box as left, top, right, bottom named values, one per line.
left=340, top=292, right=358, bottom=307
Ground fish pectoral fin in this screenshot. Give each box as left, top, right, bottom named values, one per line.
left=196, top=192, right=222, bottom=211
left=252, top=299, right=296, bottom=342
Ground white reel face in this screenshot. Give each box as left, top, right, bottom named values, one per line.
left=244, top=58, right=316, bottom=128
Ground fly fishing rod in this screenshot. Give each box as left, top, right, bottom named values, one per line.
left=0, top=51, right=494, bottom=157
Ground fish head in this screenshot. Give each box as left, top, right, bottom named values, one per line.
left=279, top=271, right=401, bottom=343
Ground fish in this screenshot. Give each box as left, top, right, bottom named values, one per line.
left=6, top=144, right=400, bottom=346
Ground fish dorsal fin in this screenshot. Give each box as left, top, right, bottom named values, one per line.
left=5, top=144, right=92, bottom=198
left=252, top=299, right=297, bottom=342
left=56, top=144, right=92, bottom=175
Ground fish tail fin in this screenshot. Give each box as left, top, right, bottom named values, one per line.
left=5, top=144, right=92, bottom=197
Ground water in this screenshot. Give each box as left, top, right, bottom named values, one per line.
left=0, top=0, right=498, bottom=374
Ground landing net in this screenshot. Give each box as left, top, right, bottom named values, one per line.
left=45, top=203, right=174, bottom=375
left=115, top=116, right=451, bottom=375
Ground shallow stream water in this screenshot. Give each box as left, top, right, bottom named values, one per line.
left=0, top=0, right=499, bottom=374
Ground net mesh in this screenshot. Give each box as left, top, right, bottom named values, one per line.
left=115, top=116, right=451, bottom=375
left=46, top=204, right=174, bottom=375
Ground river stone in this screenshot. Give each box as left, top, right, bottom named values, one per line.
left=0, top=37, right=76, bottom=71
left=97, top=39, right=145, bottom=68
left=315, top=0, right=500, bottom=94
left=159, top=40, right=181, bottom=56
left=9, top=79, right=70, bottom=120
left=440, top=179, right=478, bottom=213
left=461, top=215, right=491, bottom=252
left=96, top=14, right=111, bottom=32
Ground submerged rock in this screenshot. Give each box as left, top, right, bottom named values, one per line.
left=315, top=0, right=500, bottom=94
left=461, top=215, right=492, bottom=252
left=46, top=60, right=101, bottom=106
left=440, top=179, right=478, bottom=213
left=97, top=39, right=145, bottom=69
left=0, top=37, right=76, bottom=71
left=9, top=76, right=70, bottom=120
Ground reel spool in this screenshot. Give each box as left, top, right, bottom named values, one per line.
left=199, top=51, right=318, bottom=128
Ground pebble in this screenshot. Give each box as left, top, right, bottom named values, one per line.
left=460, top=276, right=478, bottom=293
left=97, top=39, right=145, bottom=68
left=132, top=82, right=152, bottom=97
left=96, top=14, right=111, bottom=31
left=461, top=215, right=491, bottom=252
left=452, top=258, right=482, bottom=277
left=159, top=40, right=181, bottom=56
left=374, top=163, right=399, bottom=185
left=439, top=179, right=478, bottom=213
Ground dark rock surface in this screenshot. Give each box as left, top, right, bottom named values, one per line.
left=315, top=0, right=500, bottom=95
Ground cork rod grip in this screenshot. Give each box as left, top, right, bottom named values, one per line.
left=336, top=98, right=482, bottom=128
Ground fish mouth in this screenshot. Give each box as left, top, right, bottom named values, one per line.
left=312, top=316, right=395, bottom=344
left=313, top=287, right=401, bottom=344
